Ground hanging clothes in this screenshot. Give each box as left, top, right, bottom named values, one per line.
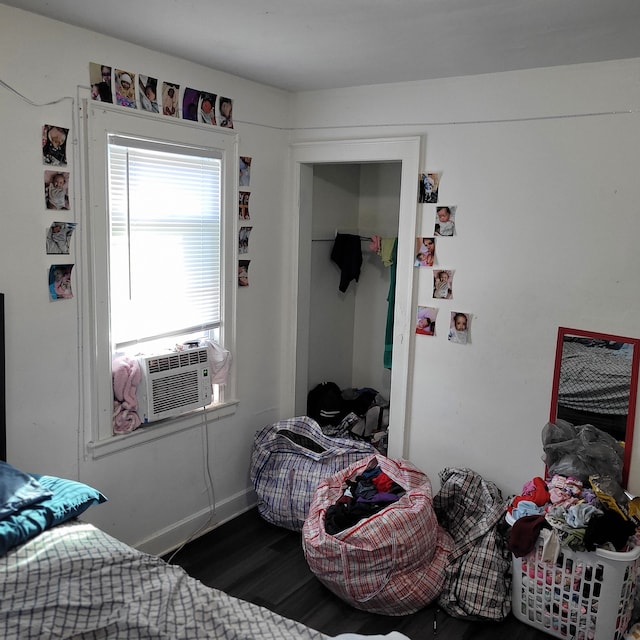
left=379, top=237, right=396, bottom=267
left=383, top=238, right=398, bottom=369
left=330, top=233, right=362, bottom=292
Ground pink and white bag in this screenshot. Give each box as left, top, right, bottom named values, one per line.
left=302, top=455, right=453, bottom=615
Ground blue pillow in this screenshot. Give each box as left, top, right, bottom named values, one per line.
left=0, top=461, right=52, bottom=519
left=0, top=474, right=107, bottom=557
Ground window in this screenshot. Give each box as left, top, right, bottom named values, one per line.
left=108, top=137, right=222, bottom=354
left=84, top=104, right=237, bottom=453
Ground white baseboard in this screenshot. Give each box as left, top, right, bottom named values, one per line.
left=135, top=488, right=257, bottom=557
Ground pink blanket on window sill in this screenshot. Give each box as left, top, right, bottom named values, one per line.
left=113, top=400, right=141, bottom=434
left=112, top=356, right=141, bottom=406
left=112, top=355, right=142, bottom=434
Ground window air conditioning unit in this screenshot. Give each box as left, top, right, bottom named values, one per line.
left=137, top=347, right=211, bottom=423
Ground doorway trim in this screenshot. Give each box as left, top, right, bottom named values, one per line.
left=285, top=136, right=421, bottom=458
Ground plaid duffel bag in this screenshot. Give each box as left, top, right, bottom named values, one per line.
left=250, top=416, right=375, bottom=531
left=302, top=455, right=454, bottom=615
left=433, top=467, right=512, bottom=620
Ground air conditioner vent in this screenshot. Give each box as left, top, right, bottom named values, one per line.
left=137, top=346, right=211, bottom=423
left=145, top=348, right=208, bottom=375
left=151, top=369, right=201, bottom=413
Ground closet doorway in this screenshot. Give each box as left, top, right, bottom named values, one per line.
left=289, top=137, right=421, bottom=458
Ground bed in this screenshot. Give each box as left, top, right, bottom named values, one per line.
left=0, top=457, right=335, bottom=640
left=0, top=469, right=415, bottom=640
left=0, top=518, right=333, bottom=640
left=557, top=337, right=633, bottom=439
left=0, top=294, right=398, bottom=640
left=0, top=294, right=319, bottom=640
left=0, top=464, right=416, bottom=640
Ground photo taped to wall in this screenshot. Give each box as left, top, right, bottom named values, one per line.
left=239, top=191, right=250, bottom=220
left=199, top=92, right=217, bottom=125
left=182, top=87, right=200, bottom=121
left=115, top=69, right=137, bottom=109
left=42, top=124, right=69, bottom=166
left=48, top=264, right=74, bottom=300
left=238, top=260, right=250, bottom=287
left=416, top=306, right=437, bottom=336
left=46, top=222, right=77, bottom=255
left=218, top=96, right=233, bottom=128
left=138, top=74, right=159, bottom=113
left=162, top=82, right=179, bottom=117
left=433, top=269, right=454, bottom=300
left=239, top=226, right=252, bottom=254
left=434, top=205, right=456, bottom=236
left=239, top=156, right=251, bottom=187
left=44, top=170, right=70, bottom=210
left=448, top=311, right=471, bottom=344
left=89, top=62, right=113, bottom=103
left=418, top=171, right=441, bottom=203
left=414, top=237, right=435, bottom=267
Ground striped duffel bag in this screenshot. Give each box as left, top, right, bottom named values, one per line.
left=302, top=454, right=454, bottom=615
left=250, top=416, right=375, bottom=531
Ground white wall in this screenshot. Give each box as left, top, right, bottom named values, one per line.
left=353, top=163, right=400, bottom=396
left=308, top=164, right=360, bottom=390
left=291, top=59, right=640, bottom=496
left=0, top=5, right=293, bottom=551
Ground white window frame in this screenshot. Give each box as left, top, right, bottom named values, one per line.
left=80, top=101, right=238, bottom=458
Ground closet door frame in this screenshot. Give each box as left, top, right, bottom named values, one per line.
left=286, top=136, right=421, bottom=459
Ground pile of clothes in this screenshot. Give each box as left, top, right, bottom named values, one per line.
left=507, top=473, right=638, bottom=560
left=303, top=454, right=453, bottom=616
left=324, top=457, right=405, bottom=534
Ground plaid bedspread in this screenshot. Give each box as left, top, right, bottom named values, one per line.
left=559, top=341, right=632, bottom=414
left=0, top=520, right=329, bottom=640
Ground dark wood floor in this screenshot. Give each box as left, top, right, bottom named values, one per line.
left=165, top=507, right=551, bottom=639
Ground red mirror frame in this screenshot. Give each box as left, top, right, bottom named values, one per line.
left=550, top=326, right=640, bottom=488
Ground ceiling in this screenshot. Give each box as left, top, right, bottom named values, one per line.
left=5, top=0, right=640, bottom=92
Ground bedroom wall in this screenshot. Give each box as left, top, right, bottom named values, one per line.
left=290, top=59, right=640, bottom=497
left=308, top=164, right=360, bottom=390
left=353, top=163, right=400, bottom=396
left=0, top=5, right=294, bottom=551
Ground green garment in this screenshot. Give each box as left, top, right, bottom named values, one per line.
left=383, top=238, right=398, bottom=370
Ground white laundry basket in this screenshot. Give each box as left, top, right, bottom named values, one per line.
left=512, top=537, right=640, bottom=640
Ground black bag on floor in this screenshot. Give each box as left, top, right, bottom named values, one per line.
left=307, top=381, right=347, bottom=426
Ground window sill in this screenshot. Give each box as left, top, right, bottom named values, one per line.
left=86, top=400, right=239, bottom=459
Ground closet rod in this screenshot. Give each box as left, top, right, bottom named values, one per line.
left=312, top=231, right=373, bottom=242
left=312, top=236, right=372, bottom=242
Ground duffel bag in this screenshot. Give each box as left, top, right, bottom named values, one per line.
left=302, top=455, right=454, bottom=615
left=250, top=416, right=375, bottom=531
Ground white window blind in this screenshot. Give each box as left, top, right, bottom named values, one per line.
left=108, top=135, right=222, bottom=349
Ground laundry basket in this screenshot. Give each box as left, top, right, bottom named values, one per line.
left=512, top=537, right=640, bottom=640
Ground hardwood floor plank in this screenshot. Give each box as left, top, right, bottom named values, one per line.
left=166, top=507, right=551, bottom=640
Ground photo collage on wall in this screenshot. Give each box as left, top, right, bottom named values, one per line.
left=238, top=156, right=253, bottom=287
left=415, top=171, right=472, bottom=344
left=42, top=123, right=76, bottom=300
left=89, top=63, right=234, bottom=129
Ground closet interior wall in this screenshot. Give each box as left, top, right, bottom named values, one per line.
left=307, top=162, right=401, bottom=403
